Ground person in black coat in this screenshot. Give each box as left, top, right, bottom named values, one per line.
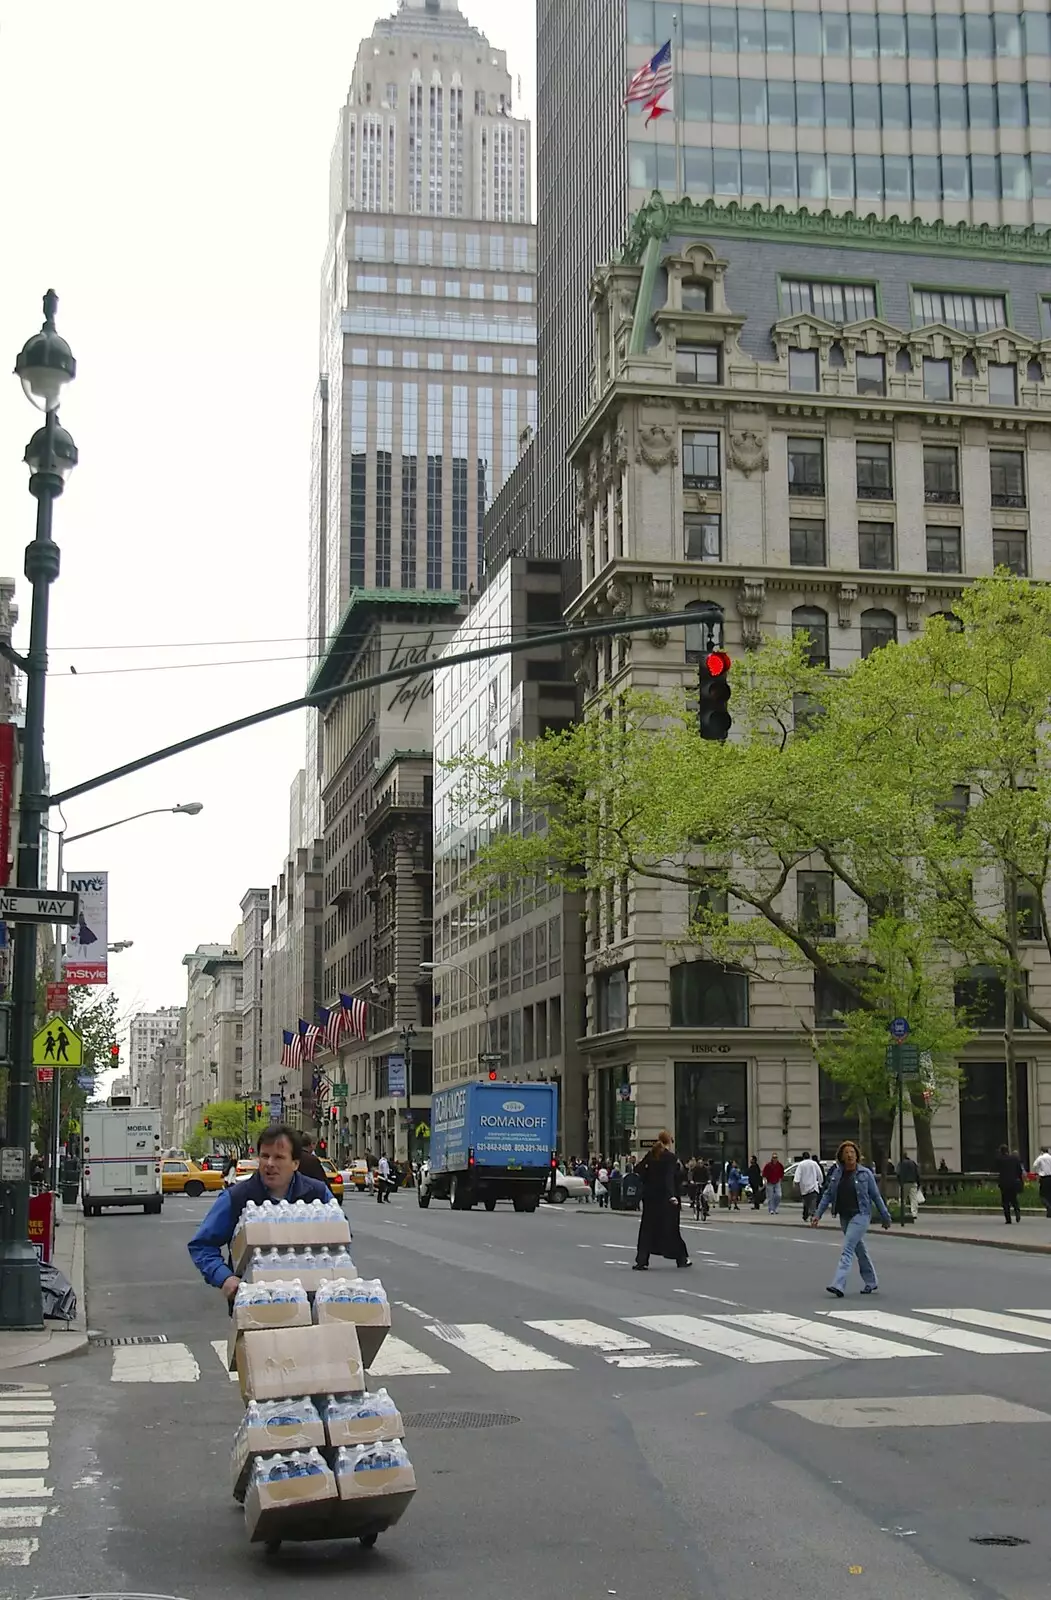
left=994, top=1143, right=1026, bottom=1224
left=632, top=1130, right=691, bottom=1270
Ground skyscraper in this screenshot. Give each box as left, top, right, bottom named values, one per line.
left=537, top=0, right=1051, bottom=563
left=306, top=0, right=536, bottom=836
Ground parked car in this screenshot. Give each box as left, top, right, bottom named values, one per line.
left=161, top=1159, right=224, bottom=1197
left=318, top=1158, right=344, bottom=1201
left=546, top=1169, right=592, bottom=1204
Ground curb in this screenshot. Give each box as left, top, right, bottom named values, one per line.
left=0, top=1209, right=90, bottom=1371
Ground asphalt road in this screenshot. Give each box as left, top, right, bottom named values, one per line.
left=19, top=1190, right=1051, bottom=1600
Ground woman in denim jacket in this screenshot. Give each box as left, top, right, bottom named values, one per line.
left=811, top=1140, right=892, bottom=1297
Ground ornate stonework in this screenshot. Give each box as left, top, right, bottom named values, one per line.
left=644, top=574, right=675, bottom=646
left=836, top=583, right=859, bottom=629
left=727, top=428, right=769, bottom=477
left=736, top=577, right=766, bottom=649
left=906, top=587, right=928, bottom=631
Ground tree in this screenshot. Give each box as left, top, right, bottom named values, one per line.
left=193, top=1098, right=266, bottom=1158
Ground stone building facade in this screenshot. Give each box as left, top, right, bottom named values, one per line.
left=567, top=196, right=1051, bottom=1170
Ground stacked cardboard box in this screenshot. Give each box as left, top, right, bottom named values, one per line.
left=227, top=1198, right=415, bottom=1548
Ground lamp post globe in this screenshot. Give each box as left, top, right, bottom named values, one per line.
left=14, top=290, right=76, bottom=412
left=24, top=423, right=78, bottom=486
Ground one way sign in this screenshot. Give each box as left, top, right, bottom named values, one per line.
left=0, top=889, right=80, bottom=924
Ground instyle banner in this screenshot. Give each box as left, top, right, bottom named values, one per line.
left=64, top=871, right=108, bottom=984
left=0, top=722, right=14, bottom=886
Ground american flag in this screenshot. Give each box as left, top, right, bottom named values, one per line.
left=624, top=39, right=673, bottom=124
left=280, top=1029, right=302, bottom=1069
left=319, top=1004, right=346, bottom=1054
left=299, top=1019, right=322, bottom=1062
left=341, top=992, right=369, bottom=1041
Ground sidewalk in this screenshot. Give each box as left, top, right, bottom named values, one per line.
left=590, top=1199, right=1051, bottom=1255
left=0, top=1205, right=89, bottom=1371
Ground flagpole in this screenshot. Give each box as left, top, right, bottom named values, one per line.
left=672, top=12, right=682, bottom=195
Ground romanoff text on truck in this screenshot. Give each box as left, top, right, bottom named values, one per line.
left=418, top=1080, right=558, bottom=1212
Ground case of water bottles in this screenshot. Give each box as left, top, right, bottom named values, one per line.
left=231, top=1278, right=312, bottom=1334
left=242, top=1448, right=339, bottom=1540
left=333, top=1440, right=416, bottom=1503
left=313, top=1277, right=391, bottom=1367
left=231, top=1397, right=326, bottom=1499
left=321, top=1388, right=404, bottom=1449
left=243, top=1245, right=359, bottom=1294
left=232, top=1197, right=351, bottom=1273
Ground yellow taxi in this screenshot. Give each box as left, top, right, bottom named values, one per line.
left=345, top=1159, right=369, bottom=1192
left=161, top=1158, right=224, bottom=1197
left=319, top=1158, right=344, bottom=1201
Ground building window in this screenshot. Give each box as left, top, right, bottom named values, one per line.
left=681, top=278, right=711, bottom=311
left=798, top=869, right=835, bottom=936
left=926, top=526, right=962, bottom=574
left=596, top=968, right=628, bottom=1034
left=993, top=529, right=1028, bottom=576
left=922, top=359, right=953, bottom=402
left=789, top=518, right=826, bottom=566
left=788, top=349, right=819, bottom=392
left=923, top=445, right=960, bottom=503
left=990, top=449, right=1026, bottom=507
left=856, top=354, right=886, bottom=396
left=858, top=521, right=894, bottom=570
left=913, top=289, right=1006, bottom=333
left=860, top=607, right=898, bottom=657
left=682, top=430, right=720, bottom=489
left=792, top=606, right=830, bottom=667
left=676, top=344, right=720, bottom=384
left=689, top=876, right=729, bottom=923
left=684, top=513, right=721, bottom=562
left=988, top=362, right=1017, bottom=406
left=782, top=279, right=876, bottom=321
left=954, top=966, right=1028, bottom=1029
left=856, top=440, right=893, bottom=499
left=670, top=961, right=749, bottom=1027
left=815, top=968, right=866, bottom=1026
left=787, top=437, right=824, bottom=495
left=1016, top=882, right=1043, bottom=942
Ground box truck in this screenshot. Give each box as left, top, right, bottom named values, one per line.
left=417, top=1081, right=558, bottom=1212
left=82, top=1106, right=163, bottom=1216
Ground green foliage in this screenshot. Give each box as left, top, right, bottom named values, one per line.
left=193, top=1098, right=266, bottom=1157
left=28, top=975, right=121, bottom=1150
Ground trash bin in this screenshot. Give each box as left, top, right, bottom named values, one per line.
left=621, top=1173, right=641, bottom=1212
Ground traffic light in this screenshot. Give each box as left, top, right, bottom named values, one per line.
left=487, top=1067, right=498, bottom=1081
left=109, top=1043, right=120, bottom=1064
left=697, top=649, right=732, bottom=741
left=254, top=1102, right=264, bottom=1118
left=203, top=1118, right=212, bottom=1131
left=318, top=1138, right=328, bottom=1154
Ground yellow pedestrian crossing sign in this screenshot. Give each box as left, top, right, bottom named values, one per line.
left=32, top=1020, right=83, bottom=1068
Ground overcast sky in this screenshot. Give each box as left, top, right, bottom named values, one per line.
left=0, top=0, right=536, bottom=1051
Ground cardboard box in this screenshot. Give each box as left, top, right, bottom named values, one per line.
left=336, top=1459, right=417, bottom=1501
left=227, top=1298, right=312, bottom=1370
left=231, top=1411, right=327, bottom=1499
left=243, top=1487, right=413, bottom=1545
left=314, top=1297, right=391, bottom=1369
left=243, top=1467, right=337, bottom=1541
left=324, top=1407, right=404, bottom=1449
left=236, top=1322, right=365, bottom=1403
left=232, top=1214, right=350, bottom=1273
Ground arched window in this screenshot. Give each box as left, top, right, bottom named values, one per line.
left=927, top=609, right=964, bottom=633
left=791, top=605, right=829, bottom=667
left=684, top=600, right=724, bottom=663
left=860, top=608, right=897, bottom=658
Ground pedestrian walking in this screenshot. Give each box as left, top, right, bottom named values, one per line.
left=747, top=1155, right=763, bottom=1210
left=1033, top=1146, right=1051, bottom=1218
left=896, top=1152, right=921, bottom=1222
left=377, top=1152, right=392, bottom=1203
left=994, top=1143, right=1026, bottom=1224
left=297, top=1135, right=328, bottom=1185
left=632, top=1130, right=691, bottom=1271
left=596, top=1164, right=609, bottom=1208
left=794, top=1150, right=824, bottom=1222
left=762, top=1150, right=785, bottom=1215
left=726, top=1160, right=744, bottom=1211
left=811, top=1140, right=892, bottom=1297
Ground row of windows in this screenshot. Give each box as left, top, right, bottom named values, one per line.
left=628, top=2, right=1051, bottom=62
left=435, top=994, right=564, bottom=1077
left=683, top=509, right=1028, bottom=577
left=629, top=141, right=1051, bottom=203
left=348, top=347, right=538, bottom=375
left=351, top=224, right=532, bottom=270
left=671, top=74, right=1051, bottom=133
left=356, top=273, right=535, bottom=302
left=342, top=308, right=537, bottom=345
left=679, top=342, right=1024, bottom=401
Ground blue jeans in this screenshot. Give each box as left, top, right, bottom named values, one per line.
left=831, top=1213, right=877, bottom=1291
left=767, top=1181, right=782, bottom=1214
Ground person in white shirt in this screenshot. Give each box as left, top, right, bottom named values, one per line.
left=377, top=1153, right=392, bottom=1204
left=1033, top=1146, right=1051, bottom=1217
left=794, top=1151, right=825, bottom=1222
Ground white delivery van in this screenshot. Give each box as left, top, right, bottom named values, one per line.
left=82, top=1107, right=163, bottom=1216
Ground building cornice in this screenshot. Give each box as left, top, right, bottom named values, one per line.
left=621, top=193, right=1051, bottom=268
left=309, top=588, right=464, bottom=699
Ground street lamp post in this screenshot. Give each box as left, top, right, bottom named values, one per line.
left=0, top=293, right=77, bottom=1329
left=46, top=803, right=203, bottom=1191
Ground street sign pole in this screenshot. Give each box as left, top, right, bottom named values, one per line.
left=897, top=1052, right=906, bottom=1228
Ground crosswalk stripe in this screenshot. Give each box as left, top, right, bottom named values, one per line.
left=1006, top=1308, right=1051, bottom=1321
left=0, top=1435, right=50, bottom=1450
left=922, top=1309, right=1051, bottom=1342
left=718, top=1313, right=936, bottom=1360
left=367, top=1336, right=449, bottom=1377
left=111, top=1342, right=199, bottom=1383
left=426, top=1323, right=572, bottom=1371
left=0, top=1402, right=54, bottom=1413
left=0, top=1481, right=50, bottom=1501
left=0, top=1416, right=53, bottom=1428
left=210, top=1339, right=239, bottom=1380
left=0, top=1454, right=49, bottom=1471
left=525, top=1319, right=650, bottom=1353
left=0, top=1537, right=37, bottom=1566
left=604, top=1351, right=700, bottom=1369
left=828, top=1309, right=1045, bottom=1354
left=0, top=1508, right=46, bottom=1529
left=629, top=1314, right=825, bottom=1364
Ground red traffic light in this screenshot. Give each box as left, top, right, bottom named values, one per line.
left=318, top=1138, right=327, bottom=1154
left=330, top=1104, right=338, bottom=1120
left=705, top=650, right=731, bottom=676
left=487, top=1068, right=498, bottom=1081
left=109, top=1043, right=119, bottom=1059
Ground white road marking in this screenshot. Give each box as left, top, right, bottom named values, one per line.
left=111, top=1342, right=200, bottom=1382
left=0, top=1434, right=50, bottom=1450
left=828, top=1309, right=1045, bottom=1354
left=1006, top=1308, right=1051, bottom=1320
left=629, top=1314, right=825, bottom=1364
left=0, top=1481, right=51, bottom=1500
left=0, top=1415, right=54, bottom=1427
left=605, top=1260, right=631, bottom=1267
left=0, top=1454, right=49, bottom=1471
left=394, top=1301, right=435, bottom=1321
left=774, top=1394, right=1051, bottom=1429
left=604, top=1352, right=700, bottom=1369
left=719, top=1313, right=935, bottom=1360
left=367, top=1336, right=449, bottom=1377
left=601, top=1244, right=634, bottom=1251
left=921, top=1308, right=1051, bottom=1342
left=526, top=1319, right=650, bottom=1353
left=0, top=1403, right=54, bottom=1415
left=0, top=1537, right=38, bottom=1566
left=674, top=1289, right=743, bottom=1308
left=426, top=1322, right=572, bottom=1371
left=210, top=1339, right=239, bottom=1380
left=0, top=1507, right=46, bottom=1528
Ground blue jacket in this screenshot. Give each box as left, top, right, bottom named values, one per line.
left=815, top=1163, right=892, bottom=1226
left=187, top=1170, right=332, bottom=1289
